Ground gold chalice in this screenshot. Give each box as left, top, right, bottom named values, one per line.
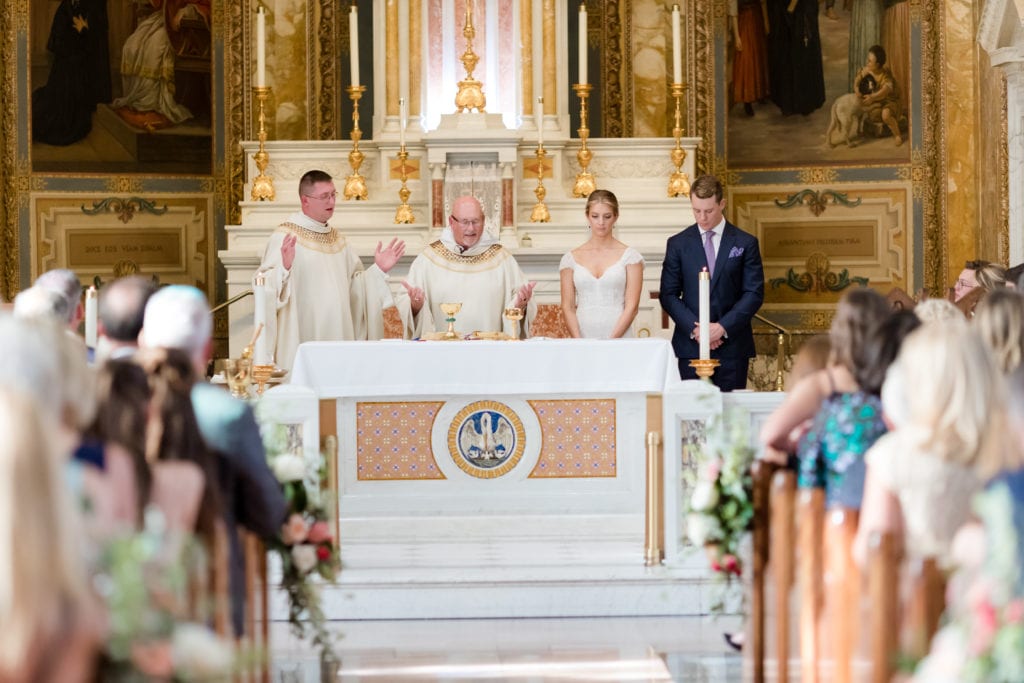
left=223, top=357, right=253, bottom=400
left=252, top=363, right=275, bottom=396
left=440, top=302, right=463, bottom=340
left=503, top=307, right=525, bottom=340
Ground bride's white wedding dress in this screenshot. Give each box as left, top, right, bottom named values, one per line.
left=560, top=247, right=644, bottom=338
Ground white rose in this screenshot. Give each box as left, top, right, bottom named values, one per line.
left=686, top=513, right=722, bottom=547
left=172, top=623, right=234, bottom=679
left=272, top=454, right=306, bottom=483
left=292, top=544, right=318, bottom=574
left=690, top=481, right=720, bottom=512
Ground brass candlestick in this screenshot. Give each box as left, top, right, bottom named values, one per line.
left=530, top=144, right=550, bottom=223
left=454, top=1, right=486, bottom=112
left=572, top=83, right=596, bottom=198
left=251, top=86, right=276, bottom=201
left=394, top=146, right=414, bottom=224
left=667, top=82, right=691, bottom=197
left=344, top=85, right=368, bottom=201
left=688, top=358, right=720, bottom=382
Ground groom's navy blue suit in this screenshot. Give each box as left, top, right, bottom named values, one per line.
left=660, top=221, right=765, bottom=391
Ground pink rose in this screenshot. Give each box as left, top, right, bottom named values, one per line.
left=969, top=599, right=998, bottom=655
left=1006, top=599, right=1024, bottom=625
left=281, top=513, right=309, bottom=545
left=705, top=460, right=722, bottom=481
left=723, top=554, right=742, bottom=576
left=307, top=521, right=332, bottom=544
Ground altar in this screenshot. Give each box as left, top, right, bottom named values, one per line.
left=271, top=338, right=786, bottom=620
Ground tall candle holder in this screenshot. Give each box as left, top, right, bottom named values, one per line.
left=394, top=145, right=414, bottom=224
left=454, top=1, right=486, bottom=112
left=688, top=358, right=719, bottom=381
left=572, top=83, right=596, bottom=198
left=251, top=86, right=276, bottom=201
left=667, top=82, right=691, bottom=197
left=344, top=85, right=368, bottom=201
left=530, top=143, right=550, bottom=223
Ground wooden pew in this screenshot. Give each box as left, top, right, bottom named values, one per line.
left=238, top=530, right=270, bottom=683
left=798, top=487, right=825, bottom=683
left=824, top=507, right=860, bottom=683
left=749, top=460, right=778, bottom=683
left=771, top=469, right=797, bottom=683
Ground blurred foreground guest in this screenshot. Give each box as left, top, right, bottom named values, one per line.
left=98, top=275, right=158, bottom=360
left=976, top=262, right=1008, bottom=295
left=760, top=288, right=890, bottom=458
left=140, top=285, right=286, bottom=636
left=0, top=388, right=104, bottom=682
left=34, top=268, right=85, bottom=329
left=974, top=288, right=1024, bottom=374
left=786, top=334, right=831, bottom=391
left=13, top=285, right=69, bottom=322
left=912, top=297, right=965, bottom=325
left=854, top=325, right=1015, bottom=567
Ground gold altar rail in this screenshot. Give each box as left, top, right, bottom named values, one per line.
left=644, top=431, right=664, bottom=566
left=753, top=313, right=790, bottom=392
left=211, top=289, right=253, bottom=314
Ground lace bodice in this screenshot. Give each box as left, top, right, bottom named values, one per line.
left=560, top=247, right=644, bottom=338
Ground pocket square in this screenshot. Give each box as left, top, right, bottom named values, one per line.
left=728, top=246, right=744, bottom=258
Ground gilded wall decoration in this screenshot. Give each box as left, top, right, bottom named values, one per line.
left=3, top=0, right=226, bottom=299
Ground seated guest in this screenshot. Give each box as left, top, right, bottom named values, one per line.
left=760, top=288, right=891, bottom=458
left=976, top=262, right=1008, bottom=295
left=787, top=334, right=831, bottom=391
left=33, top=268, right=85, bottom=331
left=912, top=297, right=965, bottom=325
left=97, top=275, right=158, bottom=361
left=794, top=309, right=919, bottom=509
left=13, top=286, right=69, bottom=322
left=0, top=387, right=104, bottom=682
left=974, top=287, right=1024, bottom=374
left=400, top=195, right=537, bottom=339
left=854, top=325, right=1010, bottom=567
left=953, top=259, right=990, bottom=302
left=139, top=285, right=286, bottom=636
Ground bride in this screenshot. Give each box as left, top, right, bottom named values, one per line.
left=559, top=190, right=644, bottom=338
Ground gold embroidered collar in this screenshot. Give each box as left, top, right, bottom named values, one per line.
left=429, top=240, right=503, bottom=264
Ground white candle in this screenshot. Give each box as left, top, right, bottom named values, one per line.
left=698, top=268, right=710, bottom=360
left=254, top=275, right=268, bottom=364
left=255, top=6, right=266, bottom=88
left=84, top=286, right=97, bottom=348
left=532, top=0, right=543, bottom=107
left=578, top=3, right=588, bottom=85
left=398, top=0, right=409, bottom=105
left=399, top=97, right=407, bottom=147
left=672, top=4, right=682, bottom=85
left=536, top=96, right=544, bottom=145
left=349, top=5, right=360, bottom=87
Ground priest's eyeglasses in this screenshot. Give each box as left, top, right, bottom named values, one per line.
left=304, top=191, right=338, bottom=201
left=453, top=218, right=483, bottom=227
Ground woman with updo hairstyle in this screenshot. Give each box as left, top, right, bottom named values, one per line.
left=559, top=189, right=644, bottom=338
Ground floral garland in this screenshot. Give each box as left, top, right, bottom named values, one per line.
left=97, top=508, right=236, bottom=681
left=682, top=406, right=755, bottom=583
left=257, top=413, right=341, bottom=660
left=914, top=481, right=1024, bottom=682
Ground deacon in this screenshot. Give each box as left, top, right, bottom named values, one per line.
left=254, top=169, right=405, bottom=371
left=401, top=196, right=536, bottom=338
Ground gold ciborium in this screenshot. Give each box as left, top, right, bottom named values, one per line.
left=252, top=363, right=275, bottom=396
left=223, top=357, right=253, bottom=400
left=440, top=302, right=463, bottom=340
left=503, top=307, right=524, bottom=340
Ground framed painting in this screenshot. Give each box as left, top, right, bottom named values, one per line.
left=28, top=0, right=214, bottom=175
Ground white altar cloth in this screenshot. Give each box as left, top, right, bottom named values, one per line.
left=290, top=337, right=683, bottom=397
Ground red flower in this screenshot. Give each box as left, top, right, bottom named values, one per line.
left=316, top=544, right=331, bottom=562
left=723, top=554, right=742, bottom=576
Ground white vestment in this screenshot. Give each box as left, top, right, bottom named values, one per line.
left=403, top=232, right=536, bottom=339
left=254, top=212, right=394, bottom=371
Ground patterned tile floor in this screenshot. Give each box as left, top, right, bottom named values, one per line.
left=270, top=616, right=744, bottom=682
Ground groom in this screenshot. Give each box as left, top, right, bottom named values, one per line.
left=659, top=174, right=764, bottom=391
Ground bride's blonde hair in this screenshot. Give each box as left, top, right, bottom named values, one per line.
left=584, top=189, right=619, bottom=217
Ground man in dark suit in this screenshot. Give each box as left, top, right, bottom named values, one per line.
left=660, top=174, right=765, bottom=391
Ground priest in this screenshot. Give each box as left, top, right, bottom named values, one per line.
left=254, top=169, right=405, bottom=371
left=401, top=196, right=536, bottom=339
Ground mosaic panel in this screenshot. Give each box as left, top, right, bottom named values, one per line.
left=356, top=401, right=446, bottom=480
left=527, top=399, right=616, bottom=478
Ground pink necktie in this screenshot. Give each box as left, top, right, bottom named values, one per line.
left=703, top=230, right=716, bottom=278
